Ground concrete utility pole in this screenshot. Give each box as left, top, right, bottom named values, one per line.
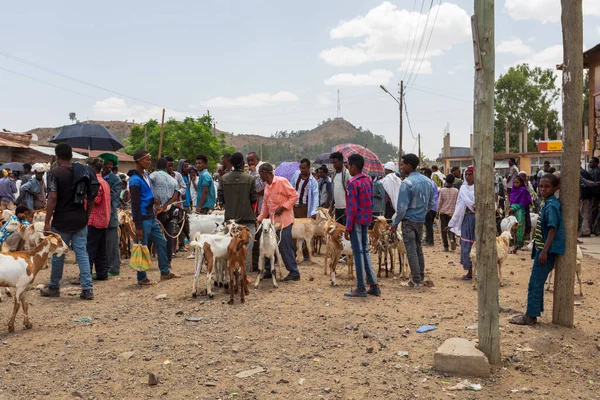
left=554, top=0, right=583, bottom=327
left=472, top=0, right=501, bottom=364
left=505, top=119, right=510, bottom=154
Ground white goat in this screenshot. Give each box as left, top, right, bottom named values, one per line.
left=254, top=219, right=283, bottom=289
left=291, top=208, right=329, bottom=263
left=0, top=232, right=68, bottom=332
left=186, top=213, right=226, bottom=259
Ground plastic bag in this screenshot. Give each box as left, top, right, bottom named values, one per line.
left=130, top=243, right=152, bottom=271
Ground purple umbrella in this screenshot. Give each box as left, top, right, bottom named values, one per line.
left=274, top=161, right=299, bottom=182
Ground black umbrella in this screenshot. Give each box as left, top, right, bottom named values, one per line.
left=314, top=153, right=332, bottom=165
left=49, top=123, right=124, bottom=151
left=0, top=162, right=24, bottom=172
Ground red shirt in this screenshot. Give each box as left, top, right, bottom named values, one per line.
left=88, top=174, right=111, bottom=229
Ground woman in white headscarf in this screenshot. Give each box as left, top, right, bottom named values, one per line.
left=448, top=166, right=475, bottom=280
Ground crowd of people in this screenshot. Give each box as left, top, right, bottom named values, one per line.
left=0, top=144, right=583, bottom=325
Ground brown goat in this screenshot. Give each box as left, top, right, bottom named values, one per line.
left=226, top=227, right=251, bottom=304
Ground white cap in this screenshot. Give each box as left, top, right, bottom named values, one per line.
left=384, top=161, right=398, bottom=172
left=32, top=163, right=49, bottom=173
left=519, top=170, right=527, bottom=176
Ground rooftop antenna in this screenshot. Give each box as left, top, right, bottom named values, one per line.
left=336, top=89, right=341, bottom=118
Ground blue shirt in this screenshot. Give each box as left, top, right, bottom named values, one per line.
left=0, top=215, right=30, bottom=244
left=429, top=178, right=439, bottom=212
left=198, top=169, right=216, bottom=209
left=540, top=195, right=565, bottom=255
left=183, top=175, right=191, bottom=207
left=393, top=172, right=435, bottom=225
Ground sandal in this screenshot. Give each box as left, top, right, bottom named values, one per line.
left=509, top=314, right=537, bottom=325
left=461, top=275, right=472, bottom=280
left=344, top=288, right=368, bottom=297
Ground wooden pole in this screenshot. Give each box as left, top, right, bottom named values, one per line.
left=418, top=133, right=422, bottom=164
left=158, top=108, right=165, bottom=159
left=523, top=123, right=528, bottom=153
left=519, top=130, right=523, bottom=154
left=472, top=0, right=500, bottom=364
left=553, top=0, right=583, bottom=327
left=398, top=81, right=404, bottom=168
left=144, top=125, right=148, bottom=151
left=505, top=119, right=510, bottom=154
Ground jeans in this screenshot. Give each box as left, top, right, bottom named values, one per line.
left=526, top=250, right=557, bottom=317
left=334, top=208, right=346, bottom=226
left=137, top=219, right=171, bottom=282
left=424, top=210, right=436, bottom=245
left=277, top=225, right=300, bottom=276
left=157, top=212, right=173, bottom=262
left=402, top=220, right=425, bottom=284
left=439, top=213, right=456, bottom=248
left=50, top=227, right=93, bottom=290
left=87, top=226, right=108, bottom=280
left=350, top=224, right=378, bottom=290
left=106, top=227, right=120, bottom=274
left=243, top=223, right=256, bottom=274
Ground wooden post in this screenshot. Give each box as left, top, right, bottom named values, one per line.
left=398, top=81, right=404, bottom=168
left=523, top=123, right=528, bottom=153
left=143, top=124, right=148, bottom=151
left=553, top=0, right=583, bottom=327
left=158, top=108, right=165, bottom=159
left=505, top=119, right=510, bottom=154
left=472, top=2, right=501, bottom=364
left=418, top=133, right=422, bottom=164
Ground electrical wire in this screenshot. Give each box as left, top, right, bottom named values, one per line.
left=403, top=99, right=418, bottom=141
left=402, top=0, right=426, bottom=81
left=406, top=0, right=442, bottom=89
left=404, top=0, right=435, bottom=88
left=409, top=86, right=471, bottom=103
left=401, top=0, right=418, bottom=80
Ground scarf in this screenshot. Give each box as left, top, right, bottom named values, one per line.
left=509, top=177, right=532, bottom=207
left=381, top=172, right=402, bottom=211
left=448, top=183, right=475, bottom=237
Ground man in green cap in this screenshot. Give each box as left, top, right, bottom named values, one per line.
left=99, top=153, right=122, bottom=276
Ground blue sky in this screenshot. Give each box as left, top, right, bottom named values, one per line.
left=1, top=0, right=599, bottom=159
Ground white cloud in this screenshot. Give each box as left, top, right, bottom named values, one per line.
left=319, top=2, right=471, bottom=67
left=504, top=0, right=600, bottom=23
left=324, top=69, right=393, bottom=87
left=91, top=97, right=186, bottom=122
left=398, top=59, right=432, bottom=75
left=514, top=44, right=563, bottom=70
left=202, top=91, right=299, bottom=108
left=497, top=38, right=533, bottom=56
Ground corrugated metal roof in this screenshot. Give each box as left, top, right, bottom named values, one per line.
left=29, top=145, right=87, bottom=159
left=0, top=137, right=28, bottom=149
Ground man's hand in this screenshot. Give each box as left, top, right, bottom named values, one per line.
left=344, top=230, right=350, bottom=241
left=44, top=223, right=51, bottom=233
left=311, top=214, right=317, bottom=220
left=443, top=226, right=451, bottom=233
left=538, top=249, right=548, bottom=265
left=249, top=165, right=257, bottom=173
left=136, top=228, right=144, bottom=241
left=196, top=207, right=201, bottom=214
left=274, top=206, right=286, bottom=216
left=390, top=224, right=398, bottom=233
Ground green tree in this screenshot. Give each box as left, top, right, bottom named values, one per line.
left=494, top=64, right=561, bottom=153
left=125, top=116, right=234, bottom=171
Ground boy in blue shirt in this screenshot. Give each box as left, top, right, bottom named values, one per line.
left=511, top=174, right=565, bottom=325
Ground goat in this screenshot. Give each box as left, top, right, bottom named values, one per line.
left=545, top=245, right=583, bottom=297
left=186, top=213, right=226, bottom=259
left=0, top=232, right=68, bottom=332
left=371, top=216, right=408, bottom=278
left=291, top=208, right=329, bottom=263
left=470, top=230, right=511, bottom=289
left=227, top=227, right=252, bottom=304
left=310, top=207, right=329, bottom=256
left=254, top=219, right=283, bottom=289
left=323, top=220, right=354, bottom=286
left=189, top=221, right=240, bottom=298
left=118, top=210, right=136, bottom=259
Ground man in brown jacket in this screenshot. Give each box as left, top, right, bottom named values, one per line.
left=218, top=152, right=257, bottom=279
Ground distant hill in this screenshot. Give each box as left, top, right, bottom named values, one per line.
left=24, top=118, right=399, bottom=165
left=224, top=117, right=399, bottom=165
left=26, top=120, right=139, bottom=145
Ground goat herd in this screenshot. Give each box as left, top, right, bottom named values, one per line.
left=0, top=204, right=586, bottom=333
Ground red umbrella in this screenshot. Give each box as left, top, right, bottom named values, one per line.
left=331, top=143, right=384, bottom=176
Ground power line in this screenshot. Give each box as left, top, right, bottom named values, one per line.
left=0, top=50, right=168, bottom=109
left=402, top=0, right=426, bottom=81
left=404, top=0, right=435, bottom=87
left=406, top=0, right=443, bottom=89
left=403, top=99, right=417, bottom=141
left=401, top=0, right=418, bottom=79
left=409, top=86, right=471, bottom=103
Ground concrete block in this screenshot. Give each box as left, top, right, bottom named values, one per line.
left=434, top=337, right=490, bottom=377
